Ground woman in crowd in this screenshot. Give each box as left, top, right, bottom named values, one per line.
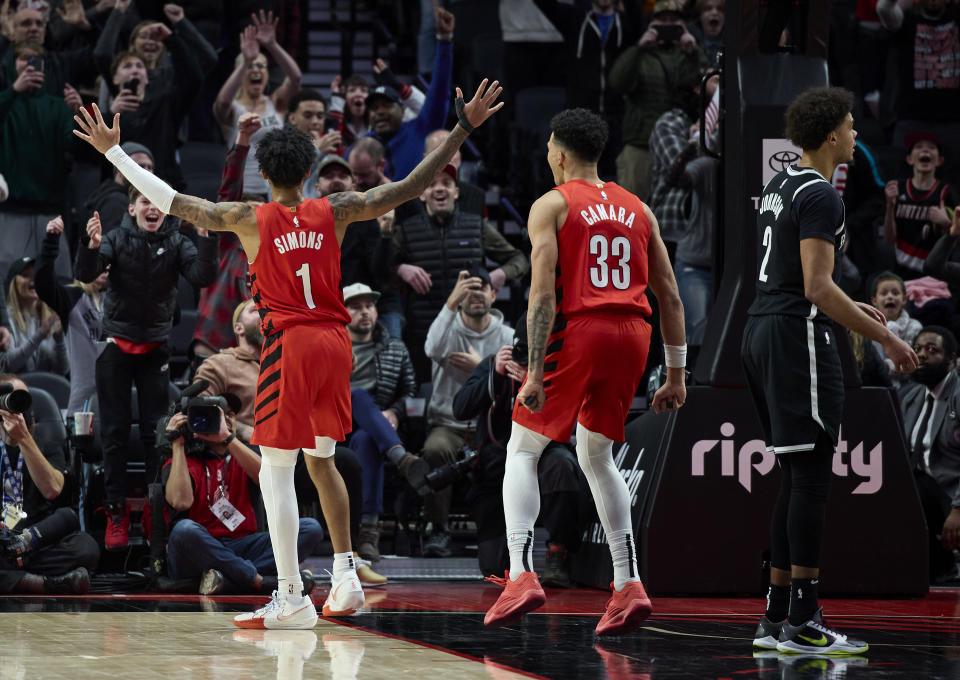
left=3, top=256, right=67, bottom=377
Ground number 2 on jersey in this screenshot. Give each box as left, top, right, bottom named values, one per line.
left=295, top=262, right=316, bottom=309
left=758, top=226, right=772, bottom=283
left=589, top=234, right=631, bottom=290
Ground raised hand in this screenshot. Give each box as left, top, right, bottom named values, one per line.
left=58, top=0, right=91, bottom=29
left=13, top=64, right=44, bottom=93
left=251, top=9, right=278, bottom=47
left=113, top=0, right=132, bottom=11
left=884, top=179, right=899, bottom=205
left=111, top=90, right=140, bottom=114
left=330, top=74, right=343, bottom=96
left=236, top=111, right=262, bottom=145
left=74, top=103, right=121, bottom=154
left=163, top=3, right=184, bottom=24
left=240, top=24, right=259, bottom=64
left=434, top=4, right=454, bottom=35
left=46, top=215, right=65, bottom=235
left=63, top=83, right=82, bottom=112
left=312, top=130, right=341, bottom=155
left=456, top=79, right=504, bottom=131
left=86, top=211, right=103, bottom=248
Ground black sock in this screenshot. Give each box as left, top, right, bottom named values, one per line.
left=764, top=583, right=790, bottom=622
left=788, top=578, right=819, bottom=626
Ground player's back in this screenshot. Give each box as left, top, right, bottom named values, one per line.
left=249, top=198, right=350, bottom=335
left=553, top=179, right=652, bottom=318
left=748, top=165, right=845, bottom=323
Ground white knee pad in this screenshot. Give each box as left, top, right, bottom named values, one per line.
left=575, top=422, right=613, bottom=463
left=304, top=436, right=336, bottom=459
left=260, top=446, right=298, bottom=467
left=506, top=422, right=550, bottom=457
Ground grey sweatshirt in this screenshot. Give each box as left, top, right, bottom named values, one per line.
left=424, top=306, right=514, bottom=429
left=2, top=307, right=68, bottom=376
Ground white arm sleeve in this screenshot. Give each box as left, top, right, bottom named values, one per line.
left=104, top=145, right=177, bottom=213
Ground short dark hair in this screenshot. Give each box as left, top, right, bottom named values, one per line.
left=869, top=270, right=906, bottom=298
left=343, top=74, right=368, bottom=91
left=13, top=41, right=43, bottom=59
left=784, top=86, right=854, bottom=151
left=255, top=126, right=316, bottom=188
left=110, top=50, right=144, bottom=79
left=289, top=88, right=326, bottom=114
left=918, top=325, right=958, bottom=358
left=549, top=108, right=609, bottom=163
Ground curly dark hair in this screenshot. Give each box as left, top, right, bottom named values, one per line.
left=549, top=108, right=609, bottom=163
left=784, top=86, right=854, bottom=151
left=255, top=126, right=316, bottom=189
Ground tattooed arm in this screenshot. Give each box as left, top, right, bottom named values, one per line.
left=517, top=191, right=565, bottom=413
left=169, top=195, right=259, bottom=235
left=326, top=78, right=504, bottom=242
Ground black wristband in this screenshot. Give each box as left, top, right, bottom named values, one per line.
left=455, top=96, right=474, bottom=134
left=220, top=433, right=235, bottom=447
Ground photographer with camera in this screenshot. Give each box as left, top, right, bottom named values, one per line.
left=451, top=319, right=587, bottom=584
left=420, top=267, right=514, bottom=557
left=161, top=396, right=324, bottom=596
left=608, top=0, right=706, bottom=201
left=0, top=374, right=99, bottom=594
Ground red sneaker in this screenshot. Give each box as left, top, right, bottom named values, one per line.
left=483, top=571, right=546, bottom=626
left=595, top=581, right=652, bottom=637
left=104, top=506, right=130, bottom=551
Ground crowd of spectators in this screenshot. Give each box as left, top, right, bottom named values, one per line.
left=1, top=0, right=960, bottom=595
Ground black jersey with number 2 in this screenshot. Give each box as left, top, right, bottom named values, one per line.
left=748, top=165, right=846, bottom=322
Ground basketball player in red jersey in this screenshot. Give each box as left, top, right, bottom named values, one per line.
left=74, top=80, right=503, bottom=629
left=484, top=108, right=687, bottom=636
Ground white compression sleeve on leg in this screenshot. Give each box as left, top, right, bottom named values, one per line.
left=575, top=423, right=639, bottom=590
left=504, top=423, right=549, bottom=580
left=259, top=446, right=304, bottom=600
left=104, top=145, right=177, bottom=213
left=304, top=436, right=336, bottom=458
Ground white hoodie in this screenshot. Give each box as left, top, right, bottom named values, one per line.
left=424, top=305, right=514, bottom=429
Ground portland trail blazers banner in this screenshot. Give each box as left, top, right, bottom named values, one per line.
left=572, top=386, right=928, bottom=596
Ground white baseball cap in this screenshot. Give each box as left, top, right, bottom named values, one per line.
left=342, top=282, right=381, bottom=304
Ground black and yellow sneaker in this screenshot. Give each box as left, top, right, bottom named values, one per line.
left=753, top=615, right=784, bottom=649
left=776, top=609, right=868, bottom=655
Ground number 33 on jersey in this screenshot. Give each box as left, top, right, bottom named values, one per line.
left=554, top=179, right=653, bottom=318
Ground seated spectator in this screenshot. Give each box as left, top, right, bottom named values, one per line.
left=392, top=165, right=529, bottom=381
left=348, top=136, right=390, bottom=192
left=0, top=374, right=99, bottom=594
left=364, top=4, right=453, bottom=180
left=609, top=0, right=707, bottom=199
left=94, top=2, right=217, bottom=105
left=105, top=43, right=201, bottom=190
left=926, top=205, right=960, bottom=286
left=85, top=141, right=155, bottom=237
left=422, top=129, right=484, bottom=216
left=161, top=405, right=322, bottom=595
left=75, top=188, right=218, bottom=550
left=883, top=133, right=957, bottom=280
left=192, top=112, right=263, bottom=357
left=213, top=11, right=301, bottom=196
left=420, top=269, right=514, bottom=557
left=0, top=40, right=82, bottom=281
left=870, top=271, right=923, bottom=382
left=343, top=282, right=426, bottom=562
left=686, top=0, right=724, bottom=67
left=452, top=318, right=587, bottom=584
left=34, top=215, right=106, bottom=415
left=3, top=256, right=67, bottom=376
left=897, top=326, right=960, bottom=581
left=193, top=298, right=386, bottom=586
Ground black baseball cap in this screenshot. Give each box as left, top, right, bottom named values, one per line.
left=5, top=256, right=35, bottom=291
left=366, top=85, right=401, bottom=106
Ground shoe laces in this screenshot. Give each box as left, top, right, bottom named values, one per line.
left=809, top=616, right=847, bottom=643
left=485, top=570, right=510, bottom=587
left=253, top=591, right=281, bottom=616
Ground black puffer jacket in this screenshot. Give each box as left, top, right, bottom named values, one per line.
left=367, top=323, right=417, bottom=421
left=75, top=219, right=218, bottom=342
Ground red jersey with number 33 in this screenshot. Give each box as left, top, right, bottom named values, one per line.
left=553, top=179, right=652, bottom=317
left=249, top=198, right=350, bottom=336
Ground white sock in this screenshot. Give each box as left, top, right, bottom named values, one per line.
left=575, top=423, right=639, bottom=591
left=260, top=447, right=304, bottom=601
left=333, top=551, right=357, bottom=578
left=503, top=423, right=549, bottom=580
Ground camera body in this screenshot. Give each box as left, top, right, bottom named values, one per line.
left=424, top=445, right=479, bottom=491
left=155, top=394, right=228, bottom=456
left=655, top=24, right=684, bottom=44
left=26, top=55, right=43, bottom=72
left=123, top=78, right=140, bottom=93
left=0, top=383, right=32, bottom=415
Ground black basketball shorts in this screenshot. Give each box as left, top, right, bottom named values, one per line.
left=741, top=314, right=843, bottom=453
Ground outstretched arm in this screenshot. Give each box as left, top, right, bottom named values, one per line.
left=73, top=104, right=259, bottom=236
left=326, top=78, right=503, bottom=240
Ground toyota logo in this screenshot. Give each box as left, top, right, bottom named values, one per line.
left=769, top=150, right=801, bottom=172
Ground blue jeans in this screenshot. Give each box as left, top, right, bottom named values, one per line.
left=350, top=388, right=402, bottom=515
left=378, top=311, right=406, bottom=342
left=674, top=259, right=712, bottom=345
left=166, top=518, right=324, bottom=585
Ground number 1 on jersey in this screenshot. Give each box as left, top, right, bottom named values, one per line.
left=296, top=262, right=316, bottom=309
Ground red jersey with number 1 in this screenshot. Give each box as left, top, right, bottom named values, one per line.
left=249, top=199, right=350, bottom=336
left=554, top=179, right=652, bottom=317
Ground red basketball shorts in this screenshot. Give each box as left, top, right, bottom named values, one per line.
left=513, top=313, right=651, bottom=442
left=251, top=323, right=352, bottom=449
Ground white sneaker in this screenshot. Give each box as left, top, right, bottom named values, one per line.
left=322, top=570, right=365, bottom=616
left=233, top=591, right=319, bottom=630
